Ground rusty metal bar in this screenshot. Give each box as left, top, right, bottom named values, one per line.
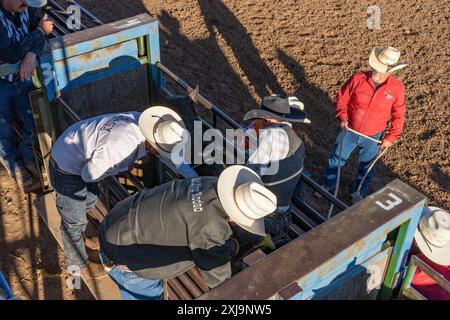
left=177, top=273, right=203, bottom=298
left=167, top=283, right=180, bottom=300
left=293, top=196, right=326, bottom=225
left=409, top=255, right=450, bottom=293
left=187, top=268, right=209, bottom=293
left=67, top=0, right=104, bottom=25
left=291, top=207, right=316, bottom=231
left=48, top=0, right=88, bottom=30
left=157, top=62, right=243, bottom=129
left=123, top=172, right=145, bottom=190
left=168, top=278, right=192, bottom=300
left=402, top=287, right=427, bottom=300
left=300, top=175, right=348, bottom=210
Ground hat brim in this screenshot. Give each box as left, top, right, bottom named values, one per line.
left=217, top=166, right=267, bottom=236
left=413, top=206, right=450, bottom=266
left=369, top=48, right=407, bottom=74
left=243, top=107, right=308, bottom=123
left=24, top=0, right=47, bottom=8
left=138, top=106, right=186, bottom=158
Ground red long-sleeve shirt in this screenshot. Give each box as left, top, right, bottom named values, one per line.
left=336, top=71, right=406, bottom=143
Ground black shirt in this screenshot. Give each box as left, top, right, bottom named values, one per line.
left=99, top=177, right=237, bottom=288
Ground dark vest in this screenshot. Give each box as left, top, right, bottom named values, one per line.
left=99, top=177, right=235, bottom=284
left=261, top=125, right=305, bottom=208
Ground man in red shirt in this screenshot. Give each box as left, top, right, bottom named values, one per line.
left=411, top=206, right=450, bottom=300
left=322, top=46, right=407, bottom=202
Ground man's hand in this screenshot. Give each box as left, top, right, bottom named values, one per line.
left=380, top=140, right=393, bottom=152
left=340, top=120, right=349, bottom=131
left=38, top=14, right=54, bottom=36
left=19, top=52, right=37, bottom=81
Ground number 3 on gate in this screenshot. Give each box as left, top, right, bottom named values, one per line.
left=375, top=193, right=403, bottom=211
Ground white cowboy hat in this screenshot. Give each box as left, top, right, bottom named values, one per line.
left=24, top=0, right=47, bottom=7
left=414, top=206, right=450, bottom=266
left=369, top=46, right=407, bottom=73
left=138, top=106, right=188, bottom=158
left=217, top=165, right=277, bottom=236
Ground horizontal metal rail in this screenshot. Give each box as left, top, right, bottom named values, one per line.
left=47, top=0, right=88, bottom=30
left=67, top=0, right=104, bottom=26
left=300, top=174, right=348, bottom=210
left=157, top=62, right=243, bottom=130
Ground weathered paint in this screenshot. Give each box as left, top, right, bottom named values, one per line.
left=37, top=14, right=161, bottom=101
left=302, top=246, right=392, bottom=300
left=199, top=180, right=426, bottom=300
left=53, top=42, right=139, bottom=89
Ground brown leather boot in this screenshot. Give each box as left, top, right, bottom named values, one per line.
left=80, top=261, right=108, bottom=280
left=84, top=236, right=100, bottom=251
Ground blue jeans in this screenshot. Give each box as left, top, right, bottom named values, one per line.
left=0, top=79, right=36, bottom=174
left=323, top=130, right=382, bottom=196
left=108, top=266, right=163, bottom=300
left=48, top=162, right=99, bottom=268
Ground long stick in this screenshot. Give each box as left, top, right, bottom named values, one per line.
left=347, top=128, right=382, bottom=144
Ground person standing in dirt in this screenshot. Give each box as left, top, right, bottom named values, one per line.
left=0, top=0, right=53, bottom=188
left=241, top=95, right=310, bottom=238
left=322, top=46, right=407, bottom=203
left=49, top=107, right=196, bottom=279
left=99, top=166, right=276, bottom=300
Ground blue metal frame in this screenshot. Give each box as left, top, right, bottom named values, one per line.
left=199, top=180, right=426, bottom=300
left=39, top=14, right=161, bottom=101
left=0, top=270, right=14, bottom=300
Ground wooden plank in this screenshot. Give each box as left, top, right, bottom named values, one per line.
left=34, top=193, right=121, bottom=300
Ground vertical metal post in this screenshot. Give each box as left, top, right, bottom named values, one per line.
left=137, top=36, right=146, bottom=57
left=145, top=20, right=162, bottom=104
left=379, top=202, right=423, bottom=300
left=399, top=258, right=417, bottom=297
left=212, top=112, right=217, bottom=128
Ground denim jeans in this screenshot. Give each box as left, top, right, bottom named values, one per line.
left=48, top=162, right=99, bottom=268
left=323, top=130, right=382, bottom=197
left=108, top=266, right=163, bottom=300
left=0, top=79, right=36, bottom=174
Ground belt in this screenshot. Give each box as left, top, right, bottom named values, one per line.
left=99, top=251, right=131, bottom=273
left=49, top=156, right=78, bottom=176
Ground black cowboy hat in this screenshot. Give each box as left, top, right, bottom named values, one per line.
left=243, top=95, right=310, bottom=123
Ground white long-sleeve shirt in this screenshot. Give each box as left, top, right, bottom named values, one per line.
left=244, top=121, right=291, bottom=213
left=51, top=112, right=147, bottom=183
left=245, top=122, right=290, bottom=176
left=51, top=112, right=197, bottom=182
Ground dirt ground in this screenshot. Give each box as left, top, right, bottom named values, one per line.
left=0, top=0, right=448, bottom=300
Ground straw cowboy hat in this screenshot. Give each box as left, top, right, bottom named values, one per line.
left=138, top=106, right=188, bottom=158
left=414, top=206, right=450, bottom=266
left=369, top=46, right=407, bottom=73
left=244, top=95, right=311, bottom=123
left=217, top=165, right=277, bottom=236
left=24, top=0, right=48, bottom=7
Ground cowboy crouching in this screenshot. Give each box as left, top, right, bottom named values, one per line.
left=99, top=166, right=277, bottom=300
left=49, top=107, right=196, bottom=280
left=241, top=95, right=310, bottom=240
